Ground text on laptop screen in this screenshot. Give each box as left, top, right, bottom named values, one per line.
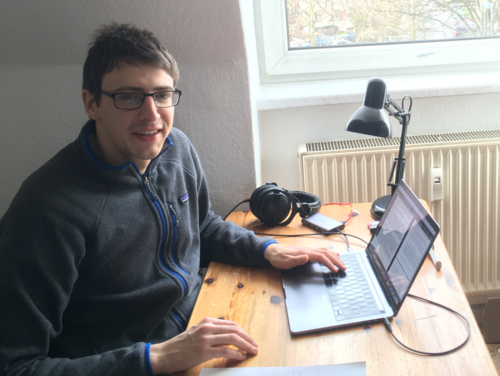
left=366, top=183, right=439, bottom=308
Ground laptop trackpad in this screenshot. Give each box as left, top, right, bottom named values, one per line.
left=282, top=262, right=329, bottom=310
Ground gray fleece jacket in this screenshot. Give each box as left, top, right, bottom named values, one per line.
left=0, top=120, right=276, bottom=376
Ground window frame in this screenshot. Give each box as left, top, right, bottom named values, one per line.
left=253, top=0, right=500, bottom=84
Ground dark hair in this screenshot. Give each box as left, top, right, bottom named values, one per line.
left=82, top=22, right=179, bottom=104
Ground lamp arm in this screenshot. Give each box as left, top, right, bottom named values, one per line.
left=384, top=94, right=412, bottom=194
left=384, top=95, right=405, bottom=124
left=392, top=114, right=409, bottom=194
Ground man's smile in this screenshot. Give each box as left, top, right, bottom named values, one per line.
left=135, top=130, right=159, bottom=136
left=132, top=129, right=163, bottom=142
left=134, top=130, right=161, bottom=136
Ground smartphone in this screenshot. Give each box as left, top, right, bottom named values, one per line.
left=301, top=213, right=345, bottom=233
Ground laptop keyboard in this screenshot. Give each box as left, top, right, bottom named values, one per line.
left=320, top=253, right=381, bottom=321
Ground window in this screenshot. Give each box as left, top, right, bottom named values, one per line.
left=287, top=0, right=498, bottom=48
left=253, top=0, right=500, bottom=84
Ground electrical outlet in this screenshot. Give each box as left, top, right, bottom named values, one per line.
left=430, top=168, right=443, bottom=201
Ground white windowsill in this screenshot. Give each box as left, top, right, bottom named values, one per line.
left=257, top=70, right=500, bottom=111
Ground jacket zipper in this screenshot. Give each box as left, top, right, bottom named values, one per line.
left=168, top=204, right=188, bottom=275
left=143, top=176, right=187, bottom=295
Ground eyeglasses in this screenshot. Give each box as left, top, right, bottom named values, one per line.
left=100, top=89, right=182, bottom=110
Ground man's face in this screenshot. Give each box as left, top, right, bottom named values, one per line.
left=82, top=63, right=175, bottom=173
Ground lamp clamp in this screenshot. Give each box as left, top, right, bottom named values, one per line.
left=384, top=95, right=411, bottom=126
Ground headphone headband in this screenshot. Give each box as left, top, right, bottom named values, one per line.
left=289, top=190, right=322, bottom=218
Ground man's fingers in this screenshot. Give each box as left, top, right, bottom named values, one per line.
left=207, top=345, right=249, bottom=361
left=266, top=243, right=347, bottom=273
left=208, top=333, right=259, bottom=355
left=316, top=255, right=338, bottom=272
left=293, top=254, right=308, bottom=266
left=152, top=318, right=258, bottom=374
left=316, top=247, right=341, bottom=256
left=307, top=249, right=345, bottom=272
left=205, top=318, right=241, bottom=327
left=196, top=319, right=258, bottom=348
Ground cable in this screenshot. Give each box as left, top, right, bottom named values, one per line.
left=343, top=232, right=353, bottom=252
left=383, top=294, right=470, bottom=356
left=402, top=95, right=413, bottom=112
left=323, top=202, right=354, bottom=224
left=342, top=233, right=369, bottom=246
left=223, top=199, right=250, bottom=221
left=253, top=229, right=369, bottom=249
left=253, top=231, right=342, bottom=238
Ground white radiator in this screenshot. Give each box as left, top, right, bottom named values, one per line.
left=298, top=130, right=500, bottom=304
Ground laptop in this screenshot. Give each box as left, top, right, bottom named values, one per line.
left=281, top=179, right=440, bottom=334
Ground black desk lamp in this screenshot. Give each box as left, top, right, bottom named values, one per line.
left=345, top=77, right=412, bottom=220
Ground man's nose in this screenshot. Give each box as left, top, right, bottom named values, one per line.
left=139, top=96, right=161, bottom=121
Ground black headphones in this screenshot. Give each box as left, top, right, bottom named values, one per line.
left=249, top=182, right=321, bottom=226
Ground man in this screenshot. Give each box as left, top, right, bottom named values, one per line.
left=0, top=23, right=344, bottom=375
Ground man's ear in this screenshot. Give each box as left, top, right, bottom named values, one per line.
left=82, top=90, right=101, bottom=121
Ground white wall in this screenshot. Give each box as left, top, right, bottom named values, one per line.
left=0, top=0, right=256, bottom=217
left=258, top=92, right=500, bottom=191
left=240, top=0, right=263, bottom=187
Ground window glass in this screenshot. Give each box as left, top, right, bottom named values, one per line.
left=286, top=0, right=498, bottom=49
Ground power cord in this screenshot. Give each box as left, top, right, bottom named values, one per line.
left=383, top=294, right=470, bottom=356
left=253, top=229, right=369, bottom=252
left=323, top=202, right=355, bottom=224
left=223, top=199, right=250, bottom=221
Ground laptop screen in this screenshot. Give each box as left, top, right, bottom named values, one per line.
left=366, top=180, right=440, bottom=311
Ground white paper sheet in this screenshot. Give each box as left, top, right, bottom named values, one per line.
left=200, top=361, right=366, bottom=375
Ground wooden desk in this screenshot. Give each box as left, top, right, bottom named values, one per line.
left=178, top=203, right=497, bottom=376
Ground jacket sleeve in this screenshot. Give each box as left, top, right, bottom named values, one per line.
left=188, top=145, right=277, bottom=267
left=199, top=205, right=277, bottom=267
left=0, top=191, right=150, bottom=376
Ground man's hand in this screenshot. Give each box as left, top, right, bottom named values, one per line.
left=149, top=317, right=258, bottom=375
left=264, top=243, right=346, bottom=272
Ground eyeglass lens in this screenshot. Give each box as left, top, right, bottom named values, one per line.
left=114, top=91, right=180, bottom=109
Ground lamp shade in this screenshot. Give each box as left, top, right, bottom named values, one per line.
left=345, top=78, right=392, bottom=138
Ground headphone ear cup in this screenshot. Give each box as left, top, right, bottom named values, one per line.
left=258, top=191, right=291, bottom=226
left=249, top=185, right=271, bottom=216
left=250, top=185, right=292, bottom=226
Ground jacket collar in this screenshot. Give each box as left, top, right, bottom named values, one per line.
left=78, top=120, right=173, bottom=182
